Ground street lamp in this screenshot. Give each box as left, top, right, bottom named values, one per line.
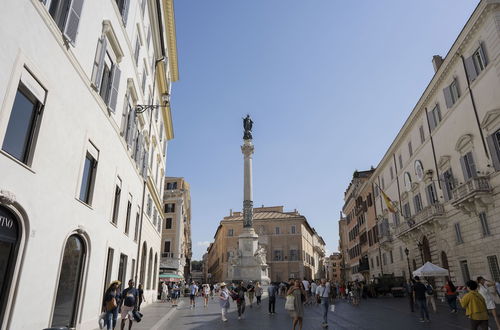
left=404, top=247, right=412, bottom=280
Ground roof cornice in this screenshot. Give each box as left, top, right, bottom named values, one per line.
left=163, top=0, right=179, bottom=82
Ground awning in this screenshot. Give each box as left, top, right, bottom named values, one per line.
left=159, top=274, right=184, bottom=282
left=413, top=262, right=449, bottom=277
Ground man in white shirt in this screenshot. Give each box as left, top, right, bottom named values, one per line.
left=316, top=279, right=331, bottom=328
left=310, top=280, right=318, bottom=305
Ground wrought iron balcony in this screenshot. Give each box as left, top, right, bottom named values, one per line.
left=394, top=203, right=445, bottom=237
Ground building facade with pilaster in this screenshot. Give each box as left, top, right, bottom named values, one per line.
left=0, top=0, right=178, bottom=328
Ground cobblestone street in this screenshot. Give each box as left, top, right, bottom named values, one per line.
left=128, top=294, right=498, bottom=330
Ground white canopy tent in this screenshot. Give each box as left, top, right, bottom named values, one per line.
left=412, top=261, right=449, bottom=277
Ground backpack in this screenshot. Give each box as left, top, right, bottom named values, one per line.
left=426, top=285, right=434, bottom=295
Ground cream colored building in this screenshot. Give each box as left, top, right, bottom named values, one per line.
left=325, top=252, right=343, bottom=283
left=161, top=177, right=192, bottom=281
left=0, top=0, right=178, bottom=328
left=207, top=206, right=326, bottom=283
left=353, top=0, right=500, bottom=288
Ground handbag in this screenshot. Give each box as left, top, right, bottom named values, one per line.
left=106, top=297, right=117, bottom=311
left=285, top=294, right=295, bottom=311
left=98, top=312, right=106, bottom=329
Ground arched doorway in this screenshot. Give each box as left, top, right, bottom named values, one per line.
left=153, top=253, right=158, bottom=290
left=147, top=248, right=153, bottom=289
left=51, top=234, right=87, bottom=328
left=140, top=242, right=147, bottom=286
left=422, top=236, right=431, bottom=263
left=0, top=206, right=20, bottom=326
left=441, top=251, right=449, bottom=269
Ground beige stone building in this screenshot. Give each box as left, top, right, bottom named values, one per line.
left=161, top=177, right=192, bottom=281
left=325, top=252, right=343, bottom=283
left=206, top=206, right=326, bottom=283
left=340, top=0, right=500, bottom=287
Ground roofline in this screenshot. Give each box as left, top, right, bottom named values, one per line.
left=163, top=0, right=179, bottom=82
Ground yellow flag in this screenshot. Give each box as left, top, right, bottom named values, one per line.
left=381, top=190, right=397, bottom=213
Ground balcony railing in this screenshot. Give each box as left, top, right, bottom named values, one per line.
left=394, top=203, right=445, bottom=236
left=451, top=176, right=491, bottom=202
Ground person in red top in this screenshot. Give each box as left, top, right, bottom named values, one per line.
left=442, top=279, right=458, bottom=313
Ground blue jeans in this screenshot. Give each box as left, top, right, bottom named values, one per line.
left=416, top=299, right=429, bottom=320
left=105, top=308, right=118, bottom=330
left=321, top=297, right=329, bottom=324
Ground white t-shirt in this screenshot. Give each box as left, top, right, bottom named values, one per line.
left=311, top=282, right=318, bottom=295
left=478, top=283, right=495, bottom=309
left=302, top=280, right=310, bottom=291
left=316, top=284, right=330, bottom=298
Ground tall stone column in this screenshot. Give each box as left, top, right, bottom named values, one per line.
left=241, top=140, right=254, bottom=230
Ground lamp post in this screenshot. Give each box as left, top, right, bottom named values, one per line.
left=404, top=247, right=412, bottom=280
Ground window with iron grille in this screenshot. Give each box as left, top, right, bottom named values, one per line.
left=487, top=255, right=500, bottom=282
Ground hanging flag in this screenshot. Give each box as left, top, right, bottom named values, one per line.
left=381, top=189, right=397, bottom=213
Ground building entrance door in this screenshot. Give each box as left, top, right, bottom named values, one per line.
left=0, top=206, right=19, bottom=326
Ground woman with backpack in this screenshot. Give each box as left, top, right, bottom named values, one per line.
left=442, top=279, right=458, bottom=313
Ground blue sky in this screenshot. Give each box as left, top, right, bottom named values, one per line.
left=167, top=0, right=480, bottom=260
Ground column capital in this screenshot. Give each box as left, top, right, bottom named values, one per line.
left=241, top=140, right=254, bottom=157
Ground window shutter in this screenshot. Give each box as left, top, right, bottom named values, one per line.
left=121, top=0, right=130, bottom=26
left=443, top=86, right=453, bottom=109
left=440, top=173, right=450, bottom=201
left=108, top=65, right=121, bottom=112
left=479, top=42, right=488, bottom=66
left=142, top=148, right=149, bottom=179
left=464, top=56, right=477, bottom=82
left=63, top=0, right=84, bottom=45
left=466, top=152, right=477, bottom=178
left=454, top=79, right=461, bottom=98
left=427, top=110, right=436, bottom=131
left=460, top=155, right=469, bottom=180
left=120, top=95, right=129, bottom=136
left=126, top=109, right=135, bottom=148
left=486, top=134, right=500, bottom=171
left=91, top=37, right=107, bottom=90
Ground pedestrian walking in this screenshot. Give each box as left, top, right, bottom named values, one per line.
left=219, top=282, right=230, bottom=322
left=477, top=276, right=500, bottom=329
left=424, top=280, right=437, bottom=313
left=247, top=281, right=255, bottom=308
left=202, top=284, right=211, bottom=307
left=233, top=282, right=247, bottom=320
left=310, top=280, right=318, bottom=305
left=405, top=279, right=415, bottom=312
left=120, top=279, right=139, bottom=330
left=161, top=281, right=168, bottom=303
left=413, top=276, right=430, bottom=322
left=137, top=284, right=144, bottom=311
left=268, top=282, right=278, bottom=314
left=287, top=279, right=306, bottom=330
left=302, top=278, right=310, bottom=305
left=102, top=280, right=121, bottom=330
left=459, top=280, right=489, bottom=330
left=442, top=279, right=458, bottom=313
left=189, top=281, right=199, bottom=309
left=171, top=283, right=179, bottom=307
left=255, top=282, right=263, bottom=306
left=316, top=279, right=330, bottom=328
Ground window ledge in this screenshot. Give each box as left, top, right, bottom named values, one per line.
left=74, top=197, right=93, bottom=210
left=110, top=221, right=118, bottom=228
left=0, top=150, right=36, bottom=174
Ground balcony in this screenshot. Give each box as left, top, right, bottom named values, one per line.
left=394, top=203, right=445, bottom=237
left=451, top=176, right=493, bottom=215
left=160, top=252, right=185, bottom=271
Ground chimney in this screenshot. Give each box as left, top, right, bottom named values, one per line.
left=432, top=55, right=443, bottom=73
left=230, top=209, right=233, bottom=216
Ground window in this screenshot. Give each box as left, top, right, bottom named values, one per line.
left=460, top=152, right=477, bottom=180
left=91, top=36, right=121, bottom=112
left=146, top=197, right=152, bottom=216
left=419, top=125, right=425, bottom=144
left=45, top=0, right=84, bottom=44
left=115, top=0, right=130, bottom=25
left=398, top=154, right=403, bottom=169
left=51, top=235, right=86, bottom=327
left=166, top=182, right=177, bottom=190
left=408, top=141, right=413, bottom=157
left=163, top=241, right=171, bottom=253
left=460, top=260, right=471, bottom=283
left=130, top=259, right=136, bottom=280
left=2, top=75, right=45, bottom=165
left=455, top=223, right=464, bottom=244
left=124, top=200, right=132, bottom=234
left=487, top=256, right=500, bottom=282
left=403, top=203, right=411, bottom=219
left=111, top=182, right=121, bottom=224
left=289, top=249, right=299, bottom=261
left=118, top=254, right=128, bottom=289
left=444, top=79, right=460, bottom=108
left=141, top=69, right=147, bottom=95
left=228, top=229, right=234, bottom=237
left=441, top=169, right=455, bottom=201
left=487, top=130, right=500, bottom=171
left=393, top=212, right=400, bottom=226
left=479, top=212, right=490, bottom=236
left=291, top=225, right=296, bottom=234
left=275, top=227, right=280, bottom=235
left=165, top=217, right=172, bottom=229
left=78, top=152, right=97, bottom=204
left=428, top=104, right=442, bottom=131
left=376, top=256, right=380, bottom=267
left=399, top=246, right=404, bottom=261
left=465, top=43, right=488, bottom=82
left=390, top=251, right=394, bottom=264
left=164, top=203, right=175, bottom=213
left=426, top=183, right=438, bottom=205
left=382, top=253, right=387, bottom=265
left=273, top=250, right=283, bottom=261
left=413, top=193, right=423, bottom=213
left=389, top=167, right=394, bottom=180
left=381, top=177, right=385, bottom=189
left=134, top=211, right=139, bottom=241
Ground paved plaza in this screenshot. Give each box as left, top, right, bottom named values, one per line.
left=125, top=294, right=499, bottom=330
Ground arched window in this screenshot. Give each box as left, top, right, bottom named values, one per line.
left=51, top=235, right=86, bottom=327
left=441, top=251, right=449, bottom=270
left=140, top=242, right=147, bottom=286
left=422, top=236, right=431, bottom=263
left=147, top=248, right=153, bottom=289
left=0, top=206, right=20, bottom=326
left=153, top=253, right=158, bottom=290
